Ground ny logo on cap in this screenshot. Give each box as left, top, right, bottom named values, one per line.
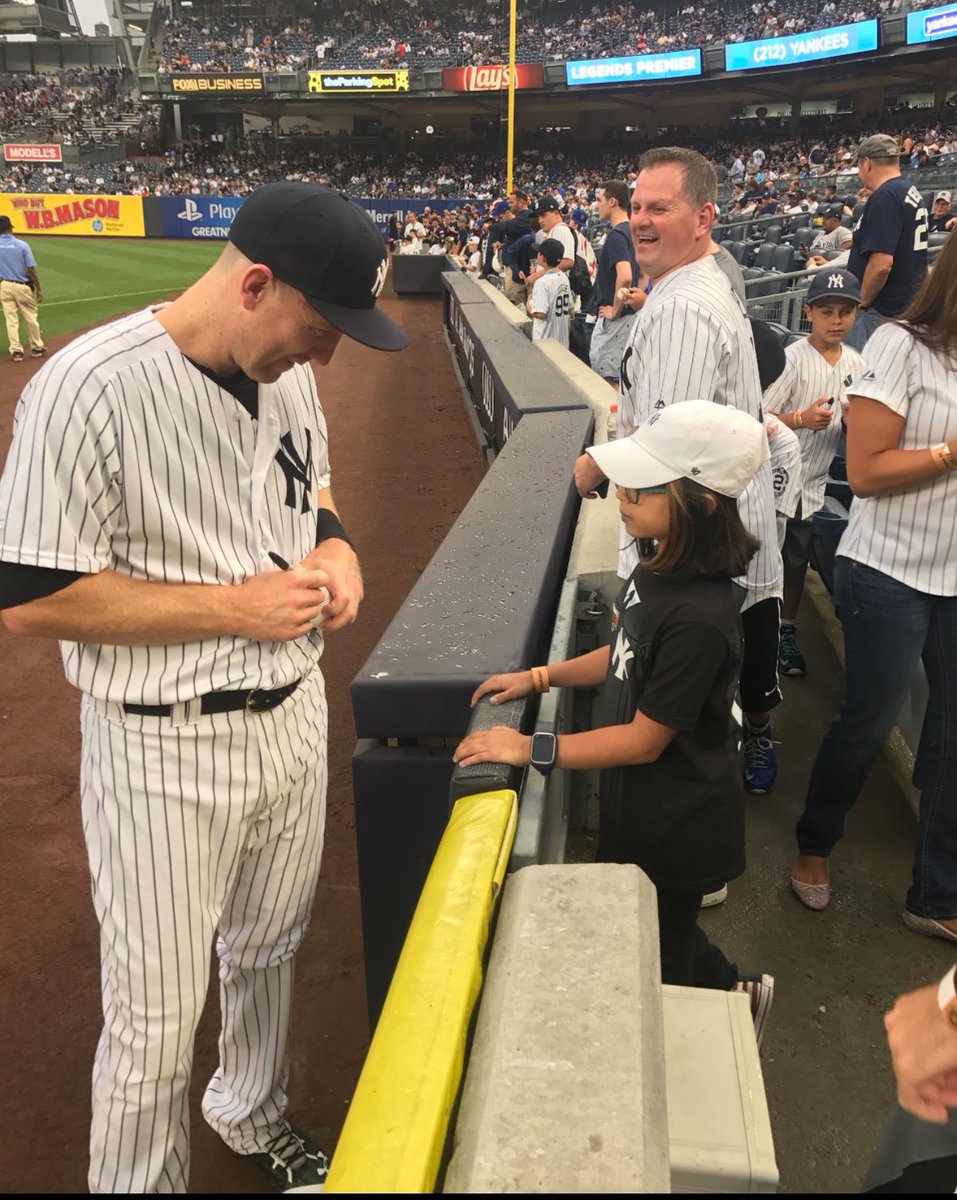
left=371, top=258, right=388, bottom=299
left=827, top=273, right=845, bottom=289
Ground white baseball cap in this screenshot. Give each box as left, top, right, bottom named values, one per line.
left=587, top=400, right=770, bottom=499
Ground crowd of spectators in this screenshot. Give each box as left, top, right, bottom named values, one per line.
left=0, top=68, right=159, bottom=149
left=156, top=0, right=945, bottom=74
left=0, top=117, right=953, bottom=200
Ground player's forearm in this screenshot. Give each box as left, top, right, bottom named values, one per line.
left=1, top=569, right=238, bottom=644
left=555, top=720, right=666, bottom=769
left=545, top=645, right=611, bottom=689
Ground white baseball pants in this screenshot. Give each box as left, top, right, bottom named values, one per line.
left=80, top=669, right=328, bottom=1193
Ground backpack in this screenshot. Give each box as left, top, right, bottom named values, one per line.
left=568, top=226, right=596, bottom=303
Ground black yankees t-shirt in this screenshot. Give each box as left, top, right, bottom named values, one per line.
left=595, top=564, right=746, bottom=893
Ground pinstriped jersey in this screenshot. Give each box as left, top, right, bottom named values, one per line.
left=764, top=337, right=863, bottom=517
left=530, top=270, right=572, bottom=346
left=616, top=255, right=782, bottom=608
left=0, top=307, right=330, bottom=703
left=838, top=323, right=957, bottom=596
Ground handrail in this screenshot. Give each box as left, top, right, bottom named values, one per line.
left=324, top=789, right=519, bottom=1194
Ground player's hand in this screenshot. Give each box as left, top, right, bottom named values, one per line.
left=574, top=452, right=606, bottom=498
left=598, top=304, right=616, bottom=319
left=298, top=541, right=363, bottom=632
left=453, top=726, right=531, bottom=768
left=230, top=567, right=331, bottom=641
left=885, top=982, right=957, bottom=1123
left=801, top=398, right=833, bottom=431
left=35, top=290, right=43, bottom=303
left=471, top=670, right=536, bottom=708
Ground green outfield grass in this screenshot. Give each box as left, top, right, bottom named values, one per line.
left=5, top=238, right=224, bottom=347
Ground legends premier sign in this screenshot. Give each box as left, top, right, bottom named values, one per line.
left=442, top=64, right=544, bottom=92
left=3, top=143, right=62, bottom=162
left=565, top=49, right=702, bottom=86
left=307, top=69, right=409, bottom=93
left=171, top=73, right=264, bottom=93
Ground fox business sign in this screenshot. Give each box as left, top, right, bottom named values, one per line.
left=566, top=49, right=702, bottom=86
left=307, top=69, right=409, bottom=93
left=171, top=73, right=264, bottom=93
left=906, top=3, right=957, bottom=42
left=159, top=195, right=245, bottom=238
left=724, top=19, right=879, bottom=71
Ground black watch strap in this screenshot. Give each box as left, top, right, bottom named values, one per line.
left=530, top=732, right=558, bottom=776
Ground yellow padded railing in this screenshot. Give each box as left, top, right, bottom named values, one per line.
left=324, top=788, right=518, bottom=1194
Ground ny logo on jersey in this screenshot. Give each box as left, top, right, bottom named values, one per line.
left=274, top=429, right=314, bottom=514
left=612, top=628, right=635, bottom=682
left=371, top=258, right=388, bottom=299
left=826, top=273, right=845, bottom=290
left=843, top=375, right=853, bottom=387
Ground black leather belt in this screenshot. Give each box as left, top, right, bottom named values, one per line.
left=123, top=679, right=300, bottom=717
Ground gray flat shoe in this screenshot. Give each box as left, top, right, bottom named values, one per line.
left=902, top=910, right=957, bottom=943
left=790, top=875, right=830, bottom=910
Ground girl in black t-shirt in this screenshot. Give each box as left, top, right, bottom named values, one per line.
left=454, top=401, right=776, bottom=1045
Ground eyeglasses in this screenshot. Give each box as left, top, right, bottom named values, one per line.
left=622, top=486, right=668, bottom=503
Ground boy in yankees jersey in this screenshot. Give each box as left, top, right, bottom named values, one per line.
left=764, top=269, right=863, bottom=676
left=527, top=237, right=572, bottom=347
left=0, top=184, right=406, bottom=1193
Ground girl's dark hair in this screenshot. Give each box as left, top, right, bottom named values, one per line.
left=898, top=230, right=957, bottom=361
left=641, top=477, right=760, bottom=582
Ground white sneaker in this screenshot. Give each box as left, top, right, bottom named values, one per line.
left=701, top=884, right=728, bottom=908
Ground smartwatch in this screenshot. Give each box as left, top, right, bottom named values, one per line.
left=938, top=965, right=957, bottom=1031
left=529, top=732, right=558, bottom=777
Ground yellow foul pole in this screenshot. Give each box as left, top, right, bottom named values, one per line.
left=506, top=0, right=517, bottom=194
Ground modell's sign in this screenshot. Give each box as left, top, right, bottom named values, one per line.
left=3, top=144, right=62, bottom=163
left=442, top=64, right=544, bottom=91
left=171, top=73, right=264, bottom=93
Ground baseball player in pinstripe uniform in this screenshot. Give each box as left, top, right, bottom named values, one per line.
left=574, top=147, right=785, bottom=796
left=0, top=183, right=406, bottom=1193
left=764, top=268, right=864, bottom=676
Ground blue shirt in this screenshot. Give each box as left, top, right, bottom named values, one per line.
left=0, top=233, right=36, bottom=284
left=848, top=176, right=928, bottom=317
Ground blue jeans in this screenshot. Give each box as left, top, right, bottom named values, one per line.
left=845, top=306, right=890, bottom=352
left=796, top=558, right=957, bottom=918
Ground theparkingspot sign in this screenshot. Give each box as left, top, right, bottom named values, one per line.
left=723, top=19, right=879, bottom=71
left=565, top=49, right=702, bottom=86
left=906, top=2, right=957, bottom=43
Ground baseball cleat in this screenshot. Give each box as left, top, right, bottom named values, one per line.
left=241, top=1122, right=330, bottom=1190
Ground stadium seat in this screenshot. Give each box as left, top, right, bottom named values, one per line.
left=772, top=244, right=799, bottom=274
left=763, top=224, right=782, bottom=245
left=726, top=240, right=749, bottom=265
left=753, top=243, right=777, bottom=272
left=789, top=213, right=812, bottom=232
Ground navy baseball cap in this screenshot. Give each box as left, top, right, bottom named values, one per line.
left=806, top=268, right=861, bottom=305
left=491, top=199, right=511, bottom=217
left=228, top=183, right=407, bottom=352
left=531, top=195, right=562, bottom=215
left=821, top=205, right=844, bottom=221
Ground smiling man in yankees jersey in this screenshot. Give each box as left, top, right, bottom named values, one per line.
left=573, top=147, right=785, bottom=798
left=0, top=183, right=406, bottom=1193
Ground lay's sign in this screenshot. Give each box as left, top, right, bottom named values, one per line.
left=0, top=193, right=145, bottom=237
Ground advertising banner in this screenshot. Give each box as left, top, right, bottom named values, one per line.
left=906, top=3, right=957, bottom=43
left=442, top=64, right=544, bottom=91
left=159, top=195, right=246, bottom=239
left=3, top=143, right=62, bottom=163
left=171, top=72, right=264, bottom=93
left=0, top=193, right=145, bottom=237
left=565, top=49, right=702, bottom=86
left=356, top=198, right=471, bottom=238
left=307, top=69, right=409, bottom=94
left=723, top=19, right=879, bottom=71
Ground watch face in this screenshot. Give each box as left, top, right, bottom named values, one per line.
left=530, top=732, right=556, bottom=768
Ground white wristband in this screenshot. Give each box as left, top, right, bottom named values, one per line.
left=938, top=965, right=957, bottom=1011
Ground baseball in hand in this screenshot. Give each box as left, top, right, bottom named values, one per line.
left=292, top=566, right=330, bottom=628
left=617, top=287, right=630, bottom=302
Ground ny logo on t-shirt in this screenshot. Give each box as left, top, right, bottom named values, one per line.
left=612, top=628, right=635, bottom=682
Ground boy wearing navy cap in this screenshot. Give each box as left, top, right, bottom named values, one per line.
left=763, top=268, right=864, bottom=676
